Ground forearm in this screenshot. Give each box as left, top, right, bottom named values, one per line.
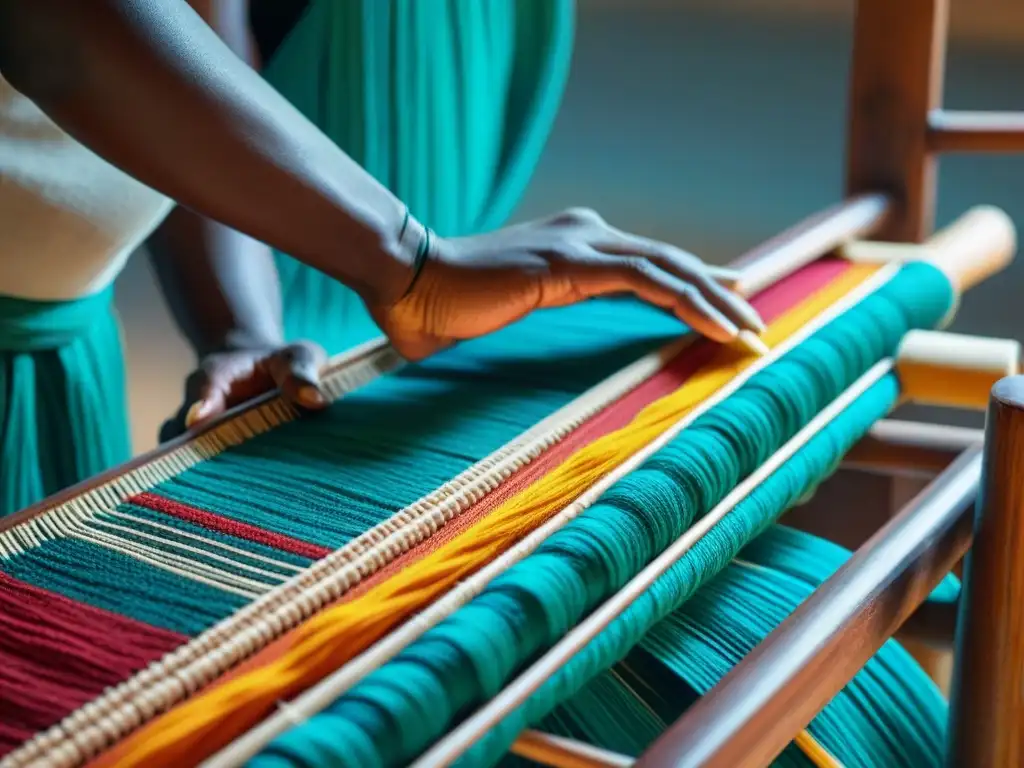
left=0, top=0, right=413, bottom=306
left=149, top=0, right=282, bottom=360
left=149, top=207, right=284, bottom=359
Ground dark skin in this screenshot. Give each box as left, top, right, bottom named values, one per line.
left=0, top=0, right=765, bottom=435
left=149, top=0, right=323, bottom=439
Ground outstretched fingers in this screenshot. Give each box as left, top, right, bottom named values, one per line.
left=602, top=231, right=765, bottom=335
left=561, top=251, right=744, bottom=343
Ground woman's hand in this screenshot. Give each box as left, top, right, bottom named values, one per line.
left=370, top=208, right=765, bottom=361
left=159, top=341, right=328, bottom=442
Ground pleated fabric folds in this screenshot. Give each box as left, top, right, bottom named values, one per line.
left=0, top=288, right=131, bottom=517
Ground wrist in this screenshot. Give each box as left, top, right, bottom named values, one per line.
left=370, top=209, right=436, bottom=307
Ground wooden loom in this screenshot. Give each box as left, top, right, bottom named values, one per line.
left=3, top=0, right=1024, bottom=766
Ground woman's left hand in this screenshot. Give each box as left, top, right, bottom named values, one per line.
left=159, top=340, right=328, bottom=442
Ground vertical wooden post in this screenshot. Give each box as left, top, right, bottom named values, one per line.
left=845, top=0, right=949, bottom=241
left=836, top=0, right=953, bottom=687
left=947, top=376, right=1024, bottom=767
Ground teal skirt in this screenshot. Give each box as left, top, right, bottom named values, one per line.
left=0, top=289, right=131, bottom=517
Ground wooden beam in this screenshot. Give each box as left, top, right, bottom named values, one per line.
left=634, top=448, right=981, bottom=768
left=947, top=377, right=1024, bottom=767
left=928, top=110, right=1024, bottom=153
left=845, top=0, right=949, bottom=241
left=844, top=420, right=983, bottom=478
left=510, top=731, right=632, bottom=768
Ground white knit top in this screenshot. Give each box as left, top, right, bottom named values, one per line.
left=0, top=73, right=173, bottom=301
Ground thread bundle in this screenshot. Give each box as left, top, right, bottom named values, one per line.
left=1, top=262, right=842, bottom=761
left=250, top=262, right=954, bottom=767
left=518, top=524, right=954, bottom=768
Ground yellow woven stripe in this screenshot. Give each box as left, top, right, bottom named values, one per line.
left=107, top=263, right=881, bottom=767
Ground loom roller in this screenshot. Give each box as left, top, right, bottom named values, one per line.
left=1, top=202, right=1016, bottom=768
left=186, top=205, right=1019, bottom=768
left=392, top=208, right=1021, bottom=768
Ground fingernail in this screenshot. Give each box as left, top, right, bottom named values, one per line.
left=745, top=309, right=768, bottom=334
left=298, top=385, right=326, bottom=408
left=737, top=330, right=770, bottom=357
left=718, top=318, right=741, bottom=339
left=727, top=298, right=766, bottom=333
left=185, top=401, right=210, bottom=428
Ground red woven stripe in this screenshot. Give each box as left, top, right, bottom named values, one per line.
left=131, top=492, right=331, bottom=560
left=0, top=572, right=185, bottom=756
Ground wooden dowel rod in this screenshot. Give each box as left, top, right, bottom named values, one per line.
left=919, top=206, right=1017, bottom=292
left=841, top=206, right=1017, bottom=297
left=634, top=446, right=981, bottom=768
left=928, top=110, right=1024, bottom=153
left=410, top=361, right=895, bottom=768
left=733, top=194, right=891, bottom=296
left=843, top=419, right=983, bottom=478
left=947, top=376, right=1024, bottom=767
left=510, top=731, right=633, bottom=768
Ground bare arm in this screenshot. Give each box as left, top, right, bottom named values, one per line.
left=149, top=0, right=284, bottom=359
left=0, top=0, right=767, bottom=367
left=0, top=0, right=415, bottom=307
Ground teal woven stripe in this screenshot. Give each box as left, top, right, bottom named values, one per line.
left=0, top=537, right=245, bottom=636
left=250, top=262, right=955, bottom=768
left=152, top=298, right=681, bottom=548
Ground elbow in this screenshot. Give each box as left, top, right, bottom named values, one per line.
left=0, top=55, right=45, bottom=103
left=0, top=48, right=81, bottom=111
left=0, top=0, right=85, bottom=109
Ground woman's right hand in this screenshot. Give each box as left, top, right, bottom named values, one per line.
left=370, top=207, right=766, bottom=361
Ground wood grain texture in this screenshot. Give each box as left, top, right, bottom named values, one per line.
left=845, top=0, right=948, bottom=242
left=947, top=375, right=1024, bottom=767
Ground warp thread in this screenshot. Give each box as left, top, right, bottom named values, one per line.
left=249, top=263, right=953, bottom=767
left=0, top=264, right=844, bottom=759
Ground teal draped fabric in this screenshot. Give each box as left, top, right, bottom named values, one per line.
left=263, top=0, right=575, bottom=355
left=0, top=289, right=131, bottom=517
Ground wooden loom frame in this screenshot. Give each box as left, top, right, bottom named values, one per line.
left=2, top=1, right=1023, bottom=767
left=634, top=0, right=1024, bottom=765
left=413, top=0, right=1024, bottom=764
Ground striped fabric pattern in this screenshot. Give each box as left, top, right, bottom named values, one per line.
left=0, top=259, right=852, bottom=759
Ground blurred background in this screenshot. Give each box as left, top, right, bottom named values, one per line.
left=117, top=0, right=1024, bottom=454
